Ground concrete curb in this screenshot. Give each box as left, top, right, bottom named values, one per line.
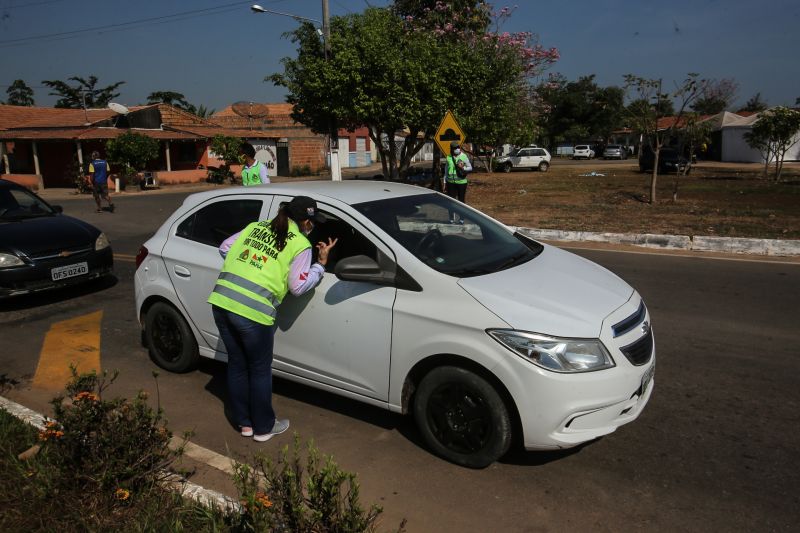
left=516, top=228, right=800, bottom=257
left=0, top=395, right=240, bottom=512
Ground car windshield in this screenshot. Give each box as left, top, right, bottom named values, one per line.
left=0, top=187, right=55, bottom=220
left=354, top=193, right=542, bottom=277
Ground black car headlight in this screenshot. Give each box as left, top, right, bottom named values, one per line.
left=0, top=252, right=24, bottom=268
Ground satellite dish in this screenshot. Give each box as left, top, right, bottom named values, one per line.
left=108, top=102, right=130, bottom=115
left=231, top=101, right=269, bottom=128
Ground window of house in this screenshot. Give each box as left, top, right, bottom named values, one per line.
left=177, top=142, right=197, bottom=162
left=176, top=199, right=263, bottom=247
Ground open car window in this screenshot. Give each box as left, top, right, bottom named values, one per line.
left=354, top=193, right=543, bottom=277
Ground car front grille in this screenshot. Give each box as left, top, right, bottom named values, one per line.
left=612, top=302, right=646, bottom=337
left=28, top=245, right=93, bottom=262
left=620, top=330, right=654, bottom=366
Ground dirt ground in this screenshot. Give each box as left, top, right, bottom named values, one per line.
left=462, top=161, right=800, bottom=240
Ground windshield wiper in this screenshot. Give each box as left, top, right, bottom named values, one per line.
left=494, top=251, right=532, bottom=271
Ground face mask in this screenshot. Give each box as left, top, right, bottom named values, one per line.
left=453, top=149, right=461, bottom=155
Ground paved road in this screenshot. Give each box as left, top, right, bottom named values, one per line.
left=2, top=189, right=798, bottom=532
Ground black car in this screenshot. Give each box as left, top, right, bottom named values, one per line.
left=0, top=179, right=113, bottom=298
left=639, top=146, right=691, bottom=174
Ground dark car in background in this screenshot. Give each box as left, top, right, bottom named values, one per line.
left=639, top=147, right=691, bottom=174
left=0, top=179, right=113, bottom=298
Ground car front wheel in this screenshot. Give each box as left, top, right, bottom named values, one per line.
left=538, top=161, right=550, bottom=172
left=144, top=302, right=199, bottom=373
left=413, top=366, right=512, bottom=468
left=501, top=162, right=512, bottom=173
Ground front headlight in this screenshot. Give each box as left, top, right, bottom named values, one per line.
left=95, top=233, right=110, bottom=251
left=0, top=252, right=24, bottom=268
left=487, top=329, right=615, bottom=373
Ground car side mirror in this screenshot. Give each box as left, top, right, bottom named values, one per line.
left=335, top=255, right=391, bottom=284
left=51, top=205, right=63, bottom=213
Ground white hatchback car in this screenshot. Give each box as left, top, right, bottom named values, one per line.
left=495, top=147, right=551, bottom=172
left=134, top=182, right=655, bottom=468
left=572, top=145, right=595, bottom=159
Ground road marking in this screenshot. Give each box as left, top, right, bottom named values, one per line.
left=114, top=253, right=136, bottom=262
left=32, top=311, right=102, bottom=390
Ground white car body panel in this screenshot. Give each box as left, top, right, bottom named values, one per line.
left=457, top=244, right=633, bottom=338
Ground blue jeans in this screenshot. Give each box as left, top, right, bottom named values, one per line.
left=212, top=306, right=277, bottom=435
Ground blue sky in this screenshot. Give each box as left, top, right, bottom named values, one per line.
left=1, top=0, right=798, bottom=112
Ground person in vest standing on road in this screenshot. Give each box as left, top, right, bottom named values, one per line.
left=240, top=142, right=270, bottom=186
left=88, top=151, right=115, bottom=213
left=443, top=141, right=472, bottom=223
left=208, top=196, right=337, bottom=441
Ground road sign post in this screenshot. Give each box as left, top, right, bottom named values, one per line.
left=435, top=110, right=466, bottom=157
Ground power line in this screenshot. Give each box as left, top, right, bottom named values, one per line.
left=0, top=0, right=68, bottom=10
left=0, top=0, right=257, bottom=47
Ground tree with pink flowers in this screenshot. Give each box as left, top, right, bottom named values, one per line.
left=269, top=3, right=558, bottom=180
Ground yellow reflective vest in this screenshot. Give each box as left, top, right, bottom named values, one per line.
left=208, top=219, right=311, bottom=325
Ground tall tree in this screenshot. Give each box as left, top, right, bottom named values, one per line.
left=41, top=76, right=125, bottom=109
left=624, top=74, right=702, bottom=204
left=536, top=75, right=624, bottom=148
left=738, top=93, right=768, bottom=113
left=627, top=96, right=674, bottom=119
left=5, top=79, right=35, bottom=106
left=269, top=5, right=556, bottom=181
left=690, top=77, right=738, bottom=115
left=146, top=91, right=196, bottom=113
left=745, top=107, right=800, bottom=181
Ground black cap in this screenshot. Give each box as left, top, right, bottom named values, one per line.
left=450, top=141, right=460, bottom=149
left=287, top=196, right=326, bottom=223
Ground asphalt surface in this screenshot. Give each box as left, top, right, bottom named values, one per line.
left=2, top=188, right=799, bottom=532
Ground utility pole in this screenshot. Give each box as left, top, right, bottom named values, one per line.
left=322, top=0, right=341, bottom=181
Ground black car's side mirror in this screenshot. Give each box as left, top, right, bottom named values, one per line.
left=51, top=205, right=63, bottom=213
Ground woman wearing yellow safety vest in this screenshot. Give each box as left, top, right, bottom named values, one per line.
left=444, top=141, right=472, bottom=223
left=208, top=196, right=337, bottom=441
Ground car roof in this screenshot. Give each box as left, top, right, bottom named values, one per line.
left=0, top=179, right=27, bottom=190
left=183, top=180, right=433, bottom=207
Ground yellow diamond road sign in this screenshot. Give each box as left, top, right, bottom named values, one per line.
left=435, top=110, right=466, bottom=156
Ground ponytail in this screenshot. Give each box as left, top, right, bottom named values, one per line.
left=269, top=206, right=290, bottom=251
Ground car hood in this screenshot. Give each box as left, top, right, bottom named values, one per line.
left=457, top=245, right=633, bottom=338
left=0, top=214, right=100, bottom=255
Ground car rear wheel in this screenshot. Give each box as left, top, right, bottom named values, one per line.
left=538, top=161, right=550, bottom=172
left=144, top=302, right=199, bottom=373
left=413, top=366, right=512, bottom=468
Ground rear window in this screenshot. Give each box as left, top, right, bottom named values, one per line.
left=176, top=199, right=263, bottom=247
left=575, top=145, right=588, bottom=150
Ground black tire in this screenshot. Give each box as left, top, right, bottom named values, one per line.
left=501, top=162, right=512, bottom=173
left=413, top=366, right=512, bottom=468
left=144, top=302, right=199, bottom=373
left=538, top=161, right=550, bottom=172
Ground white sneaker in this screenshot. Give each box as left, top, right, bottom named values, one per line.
left=253, top=419, right=290, bottom=442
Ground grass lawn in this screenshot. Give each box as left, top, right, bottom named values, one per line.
left=464, top=161, right=800, bottom=240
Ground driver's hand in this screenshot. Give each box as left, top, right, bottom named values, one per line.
left=316, top=237, right=338, bottom=266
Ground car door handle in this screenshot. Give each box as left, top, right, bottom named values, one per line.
left=173, top=265, right=191, bottom=278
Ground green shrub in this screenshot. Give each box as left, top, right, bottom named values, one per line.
left=232, top=435, right=406, bottom=533
left=290, top=165, right=313, bottom=177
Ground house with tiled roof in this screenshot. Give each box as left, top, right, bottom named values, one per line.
left=0, top=102, right=347, bottom=189
left=209, top=103, right=376, bottom=173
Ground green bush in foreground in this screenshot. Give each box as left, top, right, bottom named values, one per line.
left=1, top=370, right=404, bottom=532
